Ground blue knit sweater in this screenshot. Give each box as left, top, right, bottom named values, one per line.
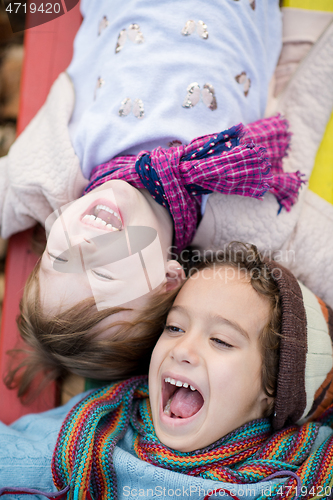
left=0, top=391, right=332, bottom=499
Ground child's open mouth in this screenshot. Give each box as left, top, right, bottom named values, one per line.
left=81, top=203, right=123, bottom=231
left=162, top=377, right=204, bottom=419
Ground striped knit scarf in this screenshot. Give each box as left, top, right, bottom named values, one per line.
left=48, top=377, right=333, bottom=500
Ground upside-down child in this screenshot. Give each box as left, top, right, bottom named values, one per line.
left=1, top=243, right=333, bottom=499
left=2, top=0, right=333, bottom=392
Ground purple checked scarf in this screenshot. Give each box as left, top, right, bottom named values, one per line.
left=84, top=115, right=304, bottom=251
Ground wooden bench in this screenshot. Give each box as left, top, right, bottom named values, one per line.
left=0, top=4, right=81, bottom=424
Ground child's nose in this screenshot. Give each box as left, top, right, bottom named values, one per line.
left=69, top=234, right=93, bottom=247
left=68, top=235, right=100, bottom=271
left=170, top=333, right=201, bottom=366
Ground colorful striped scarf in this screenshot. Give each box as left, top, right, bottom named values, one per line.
left=84, top=115, right=303, bottom=251
left=50, top=377, right=333, bottom=500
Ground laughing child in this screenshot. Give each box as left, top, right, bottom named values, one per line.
left=1, top=243, right=333, bottom=499
left=4, top=1, right=333, bottom=391
left=4, top=0, right=292, bottom=391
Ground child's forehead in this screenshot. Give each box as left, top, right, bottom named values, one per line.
left=189, top=264, right=251, bottom=288
left=171, top=265, right=271, bottom=331
left=173, top=266, right=250, bottom=304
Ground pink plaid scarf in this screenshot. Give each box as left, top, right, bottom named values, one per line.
left=85, top=115, right=304, bottom=251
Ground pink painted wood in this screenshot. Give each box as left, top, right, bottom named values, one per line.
left=0, top=3, right=81, bottom=424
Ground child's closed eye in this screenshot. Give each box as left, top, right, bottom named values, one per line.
left=91, top=269, right=114, bottom=280
left=48, top=252, right=68, bottom=263
left=165, top=325, right=185, bottom=335
left=211, top=337, right=233, bottom=349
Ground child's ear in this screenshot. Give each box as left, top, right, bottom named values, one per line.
left=165, top=260, right=186, bottom=291
left=260, top=393, right=275, bottom=418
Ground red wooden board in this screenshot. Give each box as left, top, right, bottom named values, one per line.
left=0, top=4, right=81, bottom=424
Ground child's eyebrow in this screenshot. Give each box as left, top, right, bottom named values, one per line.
left=210, top=315, right=250, bottom=341
left=169, top=306, right=250, bottom=340
left=167, top=305, right=189, bottom=317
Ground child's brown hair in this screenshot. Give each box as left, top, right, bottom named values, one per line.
left=5, top=259, right=179, bottom=399
left=6, top=242, right=281, bottom=409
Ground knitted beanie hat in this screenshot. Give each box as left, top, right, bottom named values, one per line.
left=265, top=260, right=333, bottom=431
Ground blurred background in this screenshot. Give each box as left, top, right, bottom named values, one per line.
left=0, top=2, right=25, bottom=324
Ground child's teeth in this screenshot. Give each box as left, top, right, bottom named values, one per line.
left=164, top=378, right=194, bottom=390
left=95, top=204, right=121, bottom=222
left=163, top=398, right=172, bottom=416
left=82, top=214, right=119, bottom=231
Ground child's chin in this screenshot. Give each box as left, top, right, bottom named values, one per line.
left=156, top=424, right=202, bottom=453
left=157, top=402, right=205, bottom=437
